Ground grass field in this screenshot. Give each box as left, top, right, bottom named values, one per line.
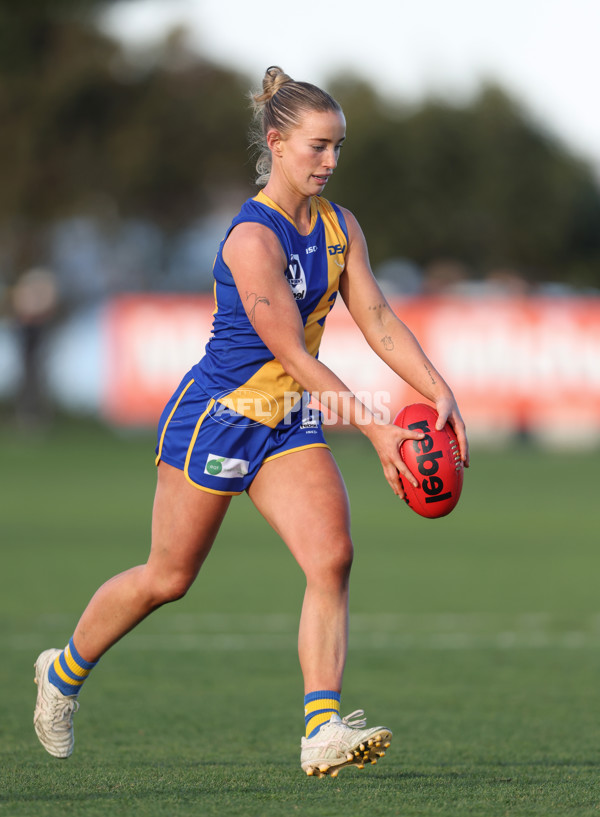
left=1, top=420, right=599, bottom=816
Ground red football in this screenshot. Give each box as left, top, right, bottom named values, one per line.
left=393, top=403, right=464, bottom=518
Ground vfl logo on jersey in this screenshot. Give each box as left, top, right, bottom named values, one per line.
left=286, top=254, right=307, bottom=300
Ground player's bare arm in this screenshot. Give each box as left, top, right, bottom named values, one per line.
left=339, top=208, right=469, bottom=467
left=223, top=221, right=426, bottom=495
left=245, top=291, right=271, bottom=325
left=224, top=221, right=377, bottom=414
left=339, top=208, right=447, bottom=397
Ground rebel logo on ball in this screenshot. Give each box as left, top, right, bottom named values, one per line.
left=406, top=419, right=453, bottom=505
left=393, top=403, right=464, bottom=519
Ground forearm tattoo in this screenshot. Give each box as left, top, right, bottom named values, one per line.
left=380, top=335, right=394, bottom=351
left=246, top=291, right=270, bottom=325
left=424, top=364, right=437, bottom=385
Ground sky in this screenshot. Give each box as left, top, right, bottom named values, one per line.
left=102, top=0, right=600, bottom=171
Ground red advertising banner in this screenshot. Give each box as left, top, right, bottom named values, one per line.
left=103, top=295, right=216, bottom=426
left=103, top=294, right=600, bottom=445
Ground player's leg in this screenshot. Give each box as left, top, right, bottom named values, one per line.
left=72, top=461, right=231, bottom=661
left=248, top=446, right=352, bottom=695
left=247, top=446, right=392, bottom=777
left=34, top=462, right=231, bottom=757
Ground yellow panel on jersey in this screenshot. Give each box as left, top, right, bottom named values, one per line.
left=208, top=194, right=348, bottom=428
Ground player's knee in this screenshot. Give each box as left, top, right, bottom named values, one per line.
left=146, top=571, right=195, bottom=606
left=334, top=540, right=354, bottom=580
left=332, top=537, right=353, bottom=573
left=308, top=536, right=353, bottom=586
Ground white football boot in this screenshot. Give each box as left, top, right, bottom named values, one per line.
left=33, top=649, right=79, bottom=758
left=301, top=710, right=392, bottom=778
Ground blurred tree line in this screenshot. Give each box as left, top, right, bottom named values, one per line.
left=1, top=0, right=599, bottom=297
left=0, top=0, right=250, bottom=291
left=327, top=77, right=600, bottom=288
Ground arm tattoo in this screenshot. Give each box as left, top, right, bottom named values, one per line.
left=424, top=364, right=437, bottom=385
left=381, top=335, right=394, bottom=351
left=246, top=291, right=270, bottom=325
left=368, top=302, right=389, bottom=312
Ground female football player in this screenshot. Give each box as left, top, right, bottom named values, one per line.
left=34, top=66, right=469, bottom=777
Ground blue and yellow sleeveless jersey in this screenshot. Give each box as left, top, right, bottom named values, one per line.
left=191, top=191, right=348, bottom=427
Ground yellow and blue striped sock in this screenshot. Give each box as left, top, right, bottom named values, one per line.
left=304, top=690, right=341, bottom=738
left=48, top=637, right=97, bottom=696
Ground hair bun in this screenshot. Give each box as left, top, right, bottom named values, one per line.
left=248, top=66, right=342, bottom=186
left=261, top=66, right=294, bottom=102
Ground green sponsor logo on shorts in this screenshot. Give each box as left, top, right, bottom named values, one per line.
left=206, top=458, right=224, bottom=475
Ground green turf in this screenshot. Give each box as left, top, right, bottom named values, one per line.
left=1, top=420, right=599, bottom=816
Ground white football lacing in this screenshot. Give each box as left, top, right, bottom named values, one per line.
left=340, top=709, right=367, bottom=729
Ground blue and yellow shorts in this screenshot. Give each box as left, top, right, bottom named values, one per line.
left=155, top=372, right=329, bottom=495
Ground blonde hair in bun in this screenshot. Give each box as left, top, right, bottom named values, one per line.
left=249, top=66, right=342, bottom=186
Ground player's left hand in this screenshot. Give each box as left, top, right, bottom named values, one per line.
left=434, top=394, right=470, bottom=467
